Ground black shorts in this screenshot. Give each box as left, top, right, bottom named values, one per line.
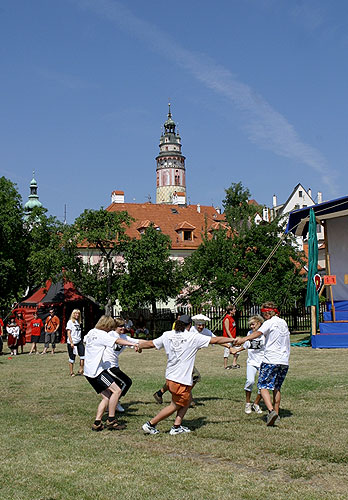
left=67, top=341, right=85, bottom=362
left=85, top=370, right=117, bottom=394
left=31, top=335, right=40, bottom=343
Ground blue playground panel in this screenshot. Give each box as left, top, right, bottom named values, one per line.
left=327, top=301, right=348, bottom=311
left=312, top=332, right=348, bottom=348
left=323, top=311, right=348, bottom=321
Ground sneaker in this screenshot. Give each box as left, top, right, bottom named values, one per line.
left=245, top=403, right=252, bottom=414
left=275, top=415, right=281, bottom=424
left=116, top=403, right=125, bottom=412
left=169, top=425, right=191, bottom=435
left=91, top=422, right=104, bottom=432
left=252, top=403, right=263, bottom=414
left=266, top=410, right=278, bottom=426
left=142, top=421, right=159, bottom=435
left=106, top=419, right=126, bottom=431
left=153, top=391, right=163, bottom=404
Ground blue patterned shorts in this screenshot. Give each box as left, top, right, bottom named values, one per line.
left=257, top=362, right=289, bottom=390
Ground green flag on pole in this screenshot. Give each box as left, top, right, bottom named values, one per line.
left=305, top=208, right=319, bottom=329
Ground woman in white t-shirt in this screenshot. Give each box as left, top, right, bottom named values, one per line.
left=66, top=309, right=84, bottom=377
left=84, top=315, right=139, bottom=431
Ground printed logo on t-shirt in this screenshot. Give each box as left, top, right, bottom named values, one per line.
left=249, top=339, right=263, bottom=350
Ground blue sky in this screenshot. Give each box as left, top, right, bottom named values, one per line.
left=1, top=0, right=348, bottom=222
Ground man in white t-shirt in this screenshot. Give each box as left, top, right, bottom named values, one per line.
left=139, top=315, right=235, bottom=435
left=234, top=302, right=290, bottom=427
left=152, top=315, right=216, bottom=405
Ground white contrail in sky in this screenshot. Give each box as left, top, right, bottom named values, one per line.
left=73, top=0, right=337, bottom=194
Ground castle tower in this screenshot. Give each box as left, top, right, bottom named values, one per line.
left=156, top=103, right=186, bottom=204
left=24, top=171, right=42, bottom=218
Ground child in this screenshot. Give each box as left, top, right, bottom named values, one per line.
left=66, top=309, right=84, bottom=376
left=7, top=318, right=20, bottom=356
left=83, top=315, right=139, bottom=431
left=232, top=315, right=265, bottom=414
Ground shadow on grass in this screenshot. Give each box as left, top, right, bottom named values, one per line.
left=261, top=407, right=293, bottom=424
left=182, top=416, right=208, bottom=430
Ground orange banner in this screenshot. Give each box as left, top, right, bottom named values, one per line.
left=324, top=275, right=336, bottom=285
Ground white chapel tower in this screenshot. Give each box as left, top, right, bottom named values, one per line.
left=156, top=103, right=186, bottom=204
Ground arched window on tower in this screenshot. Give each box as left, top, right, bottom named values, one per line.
left=175, top=170, right=180, bottom=185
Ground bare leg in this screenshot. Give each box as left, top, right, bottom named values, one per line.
left=232, top=353, right=239, bottom=367
left=78, top=359, right=84, bottom=374
left=69, top=362, right=74, bottom=376
left=254, top=393, right=262, bottom=405
left=245, top=390, right=251, bottom=403
left=96, top=391, right=111, bottom=420
left=272, top=389, right=281, bottom=414
left=150, top=401, right=181, bottom=426
left=107, top=383, right=122, bottom=418
left=173, top=394, right=192, bottom=426
left=224, top=356, right=228, bottom=369
left=260, top=388, right=273, bottom=412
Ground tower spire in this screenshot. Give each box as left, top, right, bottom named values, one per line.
left=156, top=103, right=187, bottom=205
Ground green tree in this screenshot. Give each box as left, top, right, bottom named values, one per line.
left=0, top=177, right=28, bottom=311
left=222, top=182, right=260, bottom=233
left=118, top=225, right=183, bottom=334
left=65, top=208, right=132, bottom=315
left=182, top=182, right=305, bottom=308
left=25, top=206, right=67, bottom=289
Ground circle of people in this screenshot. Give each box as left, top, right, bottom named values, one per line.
left=0, top=301, right=290, bottom=433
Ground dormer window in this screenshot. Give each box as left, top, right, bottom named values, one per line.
left=175, top=221, right=196, bottom=242
left=183, top=230, right=192, bottom=241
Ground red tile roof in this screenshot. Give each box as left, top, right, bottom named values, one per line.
left=106, top=202, right=225, bottom=250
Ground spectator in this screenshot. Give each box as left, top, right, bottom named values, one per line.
left=135, top=314, right=150, bottom=340
left=222, top=305, right=239, bottom=369
left=29, top=311, right=44, bottom=355
left=66, top=309, right=85, bottom=376
left=41, top=308, right=60, bottom=355
left=16, top=311, right=27, bottom=354
left=0, top=317, right=3, bottom=355
left=7, top=317, right=19, bottom=356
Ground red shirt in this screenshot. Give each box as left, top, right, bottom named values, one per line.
left=30, top=318, right=44, bottom=337
left=222, top=314, right=236, bottom=339
left=0, top=318, right=3, bottom=336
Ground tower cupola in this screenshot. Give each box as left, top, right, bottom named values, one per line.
left=24, top=171, right=42, bottom=215
left=156, top=103, right=187, bottom=204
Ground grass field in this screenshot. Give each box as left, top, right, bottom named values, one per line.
left=1, top=334, right=348, bottom=500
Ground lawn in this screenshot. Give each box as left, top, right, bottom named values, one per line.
left=1, top=334, right=347, bottom=500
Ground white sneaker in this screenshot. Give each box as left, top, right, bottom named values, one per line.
left=116, top=403, right=124, bottom=412
left=252, top=403, right=263, bottom=414
left=142, top=421, right=159, bottom=435
left=169, top=425, right=191, bottom=435
left=245, top=403, right=252, bottom=414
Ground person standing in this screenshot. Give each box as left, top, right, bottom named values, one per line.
left=234, top=302, right=290, bottom=426
left=0, top=317, right=4, bottom=355
left=7, top=318, right=20, bottom=356
left=222, top=305, right=239, bottom=369
left=29, top=311, right=44, bottom=355
left=16, top=311, right=27, bottom=354
left=41, top=308, right=60, bottom=355
left=66, top=309, right=85, bottom=376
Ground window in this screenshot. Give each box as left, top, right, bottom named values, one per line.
left=299, top=190, right=303, bottom=198
left=183, top=230, right=192, bottom=241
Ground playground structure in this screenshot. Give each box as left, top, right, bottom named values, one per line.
left=287, top=195, right=348, bottom=348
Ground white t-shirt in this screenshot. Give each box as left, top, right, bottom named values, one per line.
left=66, top=319, right=81, bottom=344
left=190, top=325, right=216, bottom=338
left=153, top=329, right=211, bottom=386
left=258, top=316, right=290, bottom=365
left=83, top=328, right=119, bottom=378
left=243, top=330, right=265, bottom=368
left=102, top=333, right=139, bottom=369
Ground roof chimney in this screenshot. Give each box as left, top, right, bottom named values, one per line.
left=197, top=204, right=201, bottom=213
left=317, top=191, right=322, bottom=204
left=272, top=194, right=277, bottom=207
left=308, top=187, right=312, bottom=198
left=111, top=190, right=125, bottom=204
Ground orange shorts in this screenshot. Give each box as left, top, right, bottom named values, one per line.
left=166, top=379, right=192, bottom=407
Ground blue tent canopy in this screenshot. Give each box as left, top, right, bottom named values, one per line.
left=285, top=195, right=348, bottom=237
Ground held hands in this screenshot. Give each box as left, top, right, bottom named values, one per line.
left=233, top=337, right=245, bottom=347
